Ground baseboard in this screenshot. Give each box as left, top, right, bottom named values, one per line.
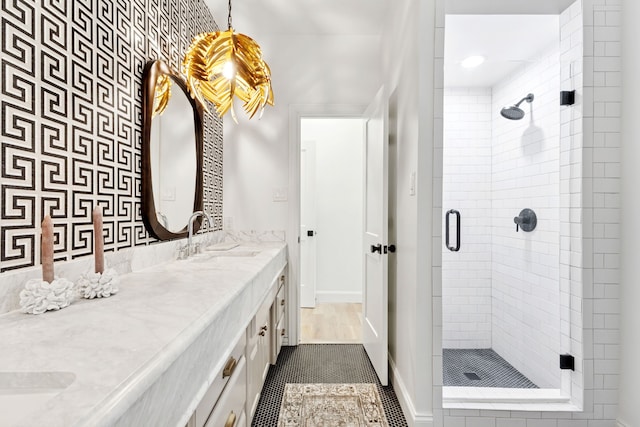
left=315, top=291, right=362, bottom=303
left=389, top=355, right=434, bottom=427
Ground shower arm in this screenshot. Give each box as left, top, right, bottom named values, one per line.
left=514, top=93, right=535, bottom=107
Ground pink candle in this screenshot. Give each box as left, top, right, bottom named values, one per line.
left=93, top=206, right=104, bottom=274
left=41, top=215, right=54, bottom=283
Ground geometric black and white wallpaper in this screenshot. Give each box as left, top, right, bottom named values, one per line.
left=0, top=0, right=223, bottom=273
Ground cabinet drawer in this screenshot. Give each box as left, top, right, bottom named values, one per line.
left=204, top=356, right=247, bottom=427
left=195, top=331, right=246, bottom=427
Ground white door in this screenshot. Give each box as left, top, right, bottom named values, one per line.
left=300, top=140, right=317, bottom=308
left=362, top=87, right=389, bottom=386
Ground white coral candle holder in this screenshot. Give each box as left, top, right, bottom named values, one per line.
left=19, top=278, right=75, bottom=315
left=76, top=268, right=119, bottom=299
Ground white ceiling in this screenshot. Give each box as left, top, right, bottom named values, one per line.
left=204, top=0, right=391, bottom=36
left=444, top=14, right=559, bottom=88
left=203, top=1, right=569, bottom=87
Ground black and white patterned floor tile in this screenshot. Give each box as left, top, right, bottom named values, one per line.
left=251, top=344, right=408, bottom=426
left=443, top=348, right=538, bottom=388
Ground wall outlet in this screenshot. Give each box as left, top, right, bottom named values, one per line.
left=224, top=216, right=234, bottom=230
left=161, top=187, right=176, bottom=201
left=273, top=187, right=288, bottom=202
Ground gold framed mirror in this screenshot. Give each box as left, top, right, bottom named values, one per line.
left=141, top=60, right=204, bottom=240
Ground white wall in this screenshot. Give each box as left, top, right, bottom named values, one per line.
left=300, top=118, right=364, bottom=303
left=222, top=32, right=382, bottom=343
left=442, top=88, right=493, bottom=349
left=383, top=0, right=436, bottom=422
left=490, top=43, right=561, bottom=389
left=223, top=34, right=382, bottom=233
left=618, top=0, right=640, bottom=425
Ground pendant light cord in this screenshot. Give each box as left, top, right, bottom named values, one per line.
left=227, top=0, right=232, bottom=30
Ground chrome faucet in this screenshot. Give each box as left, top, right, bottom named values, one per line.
left=187, top=211, right=214, bottom=257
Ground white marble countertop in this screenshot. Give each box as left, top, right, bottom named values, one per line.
left=0, top=241, right=287, bottom=427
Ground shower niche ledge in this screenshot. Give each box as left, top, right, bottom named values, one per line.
left=443, top=387, right=579, bottom=412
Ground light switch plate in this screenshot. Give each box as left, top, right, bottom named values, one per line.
left=409, top=172, right=416, bottom=196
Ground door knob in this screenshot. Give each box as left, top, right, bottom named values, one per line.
left=370, top=244, right=382, bottom=254
left=387, top=244, right=396, bottom=253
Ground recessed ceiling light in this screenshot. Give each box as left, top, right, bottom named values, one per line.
left=461, top=55, right=485, bottom=68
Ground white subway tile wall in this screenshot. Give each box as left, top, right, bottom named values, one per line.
left=490, top=42, right=561, bottom=390
left=581, top=0, right=621, bottom=422
left=443, top=87, right=493, bottom=349
left=434, top=0, right=621, bottom=424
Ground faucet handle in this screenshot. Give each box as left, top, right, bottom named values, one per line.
left=514, top=209, right=537, bottom=233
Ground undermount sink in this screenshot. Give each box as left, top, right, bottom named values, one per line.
left=188, top=251, right=260, bottom=263
left=0, top=372, right=75, bottom=425
left=205, top=250, right=259, bottom=257
left=0, top=371, right=75, bottom=395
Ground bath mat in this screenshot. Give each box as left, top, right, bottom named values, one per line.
left=277, top=383, right=389, bottom=426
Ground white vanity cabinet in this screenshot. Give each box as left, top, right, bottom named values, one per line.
left=0, top=242, right=289, bottom=427
left=189, top=266, right=288, bottom=427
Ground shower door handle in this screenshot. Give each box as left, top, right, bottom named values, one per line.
left=445, top=209, right=461, bottom=252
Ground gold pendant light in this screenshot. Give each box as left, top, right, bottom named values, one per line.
left=182, top=0, right=274, bottom=121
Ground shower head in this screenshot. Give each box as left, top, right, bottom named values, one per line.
left=500, top=93, right=535, bottom=120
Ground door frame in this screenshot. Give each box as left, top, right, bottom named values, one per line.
left=287, top=104, right=366, bottom=345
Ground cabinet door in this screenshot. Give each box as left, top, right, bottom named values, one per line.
left=270, top=285, right=285, bottom=364
left=246, top=300, right=271, bottom=420
left=275, top=316, right=285, bottom=360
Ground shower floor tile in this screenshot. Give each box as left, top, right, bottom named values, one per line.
left=443, top=348, right=538, bottom=388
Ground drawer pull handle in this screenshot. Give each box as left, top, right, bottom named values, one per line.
left=222, top=357, right=237, bottom=378
left=280, top=299, right=285, bottom=306
left=224, top=411, right=236, bottom=427
left=281, top=329, right=286, bottom=336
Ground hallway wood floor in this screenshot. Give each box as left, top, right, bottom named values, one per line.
left=299, top=302, right=362, bottom=343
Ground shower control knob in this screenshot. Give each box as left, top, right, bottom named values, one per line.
left=514, top=208, right=537, bottom=232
